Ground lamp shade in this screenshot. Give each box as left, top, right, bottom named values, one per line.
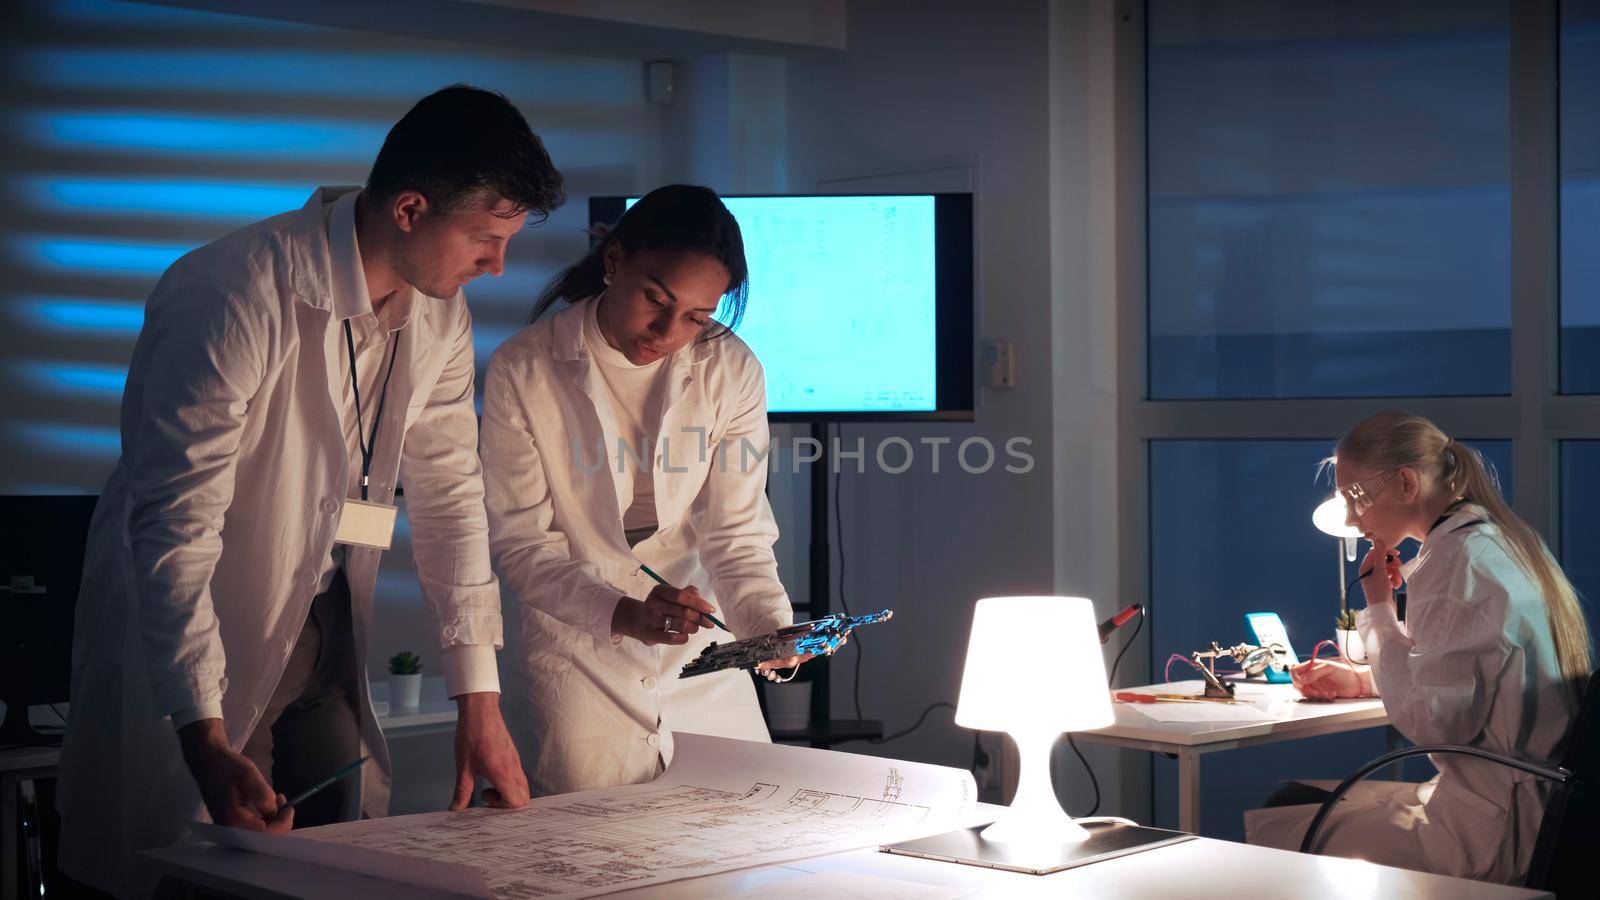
left=1312, top=495, right=1363, bottom=539
left=954, top=596, right=1114, bottom=734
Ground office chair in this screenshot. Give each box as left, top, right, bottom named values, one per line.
left=1300, top=669, right=1600, bottom=895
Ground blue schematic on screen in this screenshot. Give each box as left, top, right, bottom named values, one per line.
left=623, top=194, right=947, bottom=416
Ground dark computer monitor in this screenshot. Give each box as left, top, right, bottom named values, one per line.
left=0, top=495, right=98, bottom=746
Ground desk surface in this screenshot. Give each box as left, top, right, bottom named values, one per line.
left=1075, top=679, right=1388, bottom=749
left=141, top=822, right=1550, bottom=900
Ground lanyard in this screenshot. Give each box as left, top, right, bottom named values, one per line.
left=1426, top=499, right=1475, bottom=539
left=344, top=319, right=400, bottom=501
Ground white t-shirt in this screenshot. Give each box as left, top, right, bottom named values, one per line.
left=583, top=297, right=668, bottom=533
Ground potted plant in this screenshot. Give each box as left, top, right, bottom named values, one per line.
left=1335, top=610, right=1366, bottom=664
left=388, top=651, right=423, bottom=710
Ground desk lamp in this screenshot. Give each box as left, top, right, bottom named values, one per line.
left=884, top=596, right=1189, bottom=873
left=1312, top=495, right=1363, bottom=614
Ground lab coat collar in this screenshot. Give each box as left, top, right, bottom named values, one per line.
left=1407, top=502, right=1490, bottom=581
left=558, top=298, right=710, bottom=445
left=326, top=189, right=418, bottom=333
left=286, top=186, right=355, bottom=312
left=1426, top=502, right=1489, bottom=542
left=285, top=186, right=425, bottom=331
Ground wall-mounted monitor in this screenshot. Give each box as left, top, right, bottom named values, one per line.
left=589, top=193, right=974, bottom=422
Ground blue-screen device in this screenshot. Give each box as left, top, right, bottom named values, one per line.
left=589, top=193, right=975, bottom=421
left=1244, top=611, right=1299, bottom=684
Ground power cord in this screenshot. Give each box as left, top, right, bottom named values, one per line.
left=869, top=701, right=955, bottom=744
left=832, top=423, right=866, bottom=722
left=833, top=426, right=966, bottom=760
left=830, top=426, right=987, bottom=789
left=1066, top=610, right=1143, bottom=816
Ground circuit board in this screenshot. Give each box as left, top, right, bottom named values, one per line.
left=679, top=610, right=894, bottom=678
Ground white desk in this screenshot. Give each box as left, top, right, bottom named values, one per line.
left=140, top=808, right=1550, bottom=900
left=1073, top=680, right=1390, bottom=833
left=1, top=685, right=458, bottom=900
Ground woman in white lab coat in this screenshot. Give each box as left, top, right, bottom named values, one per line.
left=481, top=185, right=803, bottom=796
left=1244, top=409, right=1592, bottom=884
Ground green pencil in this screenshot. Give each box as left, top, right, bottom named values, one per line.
left=285, top=756, right=369, bottom=808
left=638, top=563, right=730, bottom=632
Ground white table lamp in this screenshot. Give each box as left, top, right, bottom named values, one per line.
left=883, top=595, right=1192, bottom=874
left=955, top=595, right=1114, bottom=844
left=1312, top=495, right=1363, bottom=612
left=1312, top=495, right=1362, bottom=541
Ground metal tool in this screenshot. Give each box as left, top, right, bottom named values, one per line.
left=1189, top=641, right=1290, bottom=699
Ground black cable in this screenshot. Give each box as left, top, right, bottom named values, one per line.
left=1065, top=733, right=1102, bottom=817
left=833, top=423, right=866, bottom=722
left=1109, top=610, right=1143, bottom=686
left=869, top=701, right=955, bottom=745
left=1066, top=611, right=1145, bottom=816
left=830, top=432, right=960, bottom=752
left=833, top=423, right=850, bottom=619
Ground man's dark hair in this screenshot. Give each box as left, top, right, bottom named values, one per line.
left=366, top=84, right=565, bottom=220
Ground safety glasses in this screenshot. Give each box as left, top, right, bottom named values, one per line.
left=1339, top=469, right=1398, bottom=518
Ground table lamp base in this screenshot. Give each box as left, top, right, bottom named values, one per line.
left=882, top=820, right=1192, bottom=876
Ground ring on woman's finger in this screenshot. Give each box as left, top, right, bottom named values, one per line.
left=663, top=616, right=678, bottom=634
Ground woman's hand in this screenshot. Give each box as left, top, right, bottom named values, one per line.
left=756, top=654, right=817, bottom=679
left=611, top=584, right=721, bottom=646
left=1290, top=659, right=1374, bottom=701
left=754, top=633, right=848, bottom=680
left=1358, top=539, right=1404, bottom=607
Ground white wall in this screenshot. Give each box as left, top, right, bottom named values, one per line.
left=1047, top=0, right=1137, bottom=817
left=773, top=0, right=1129, bottom=815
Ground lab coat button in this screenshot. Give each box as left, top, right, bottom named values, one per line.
left=321, top=498, right=338, bottom=514
left=442, top=624, right=458, bottom=640
left=246, top=704, right=260, bottom=720
left=642, top=676, right=657, bottom=691
left=646, top=732, right=661, bottom=749
left=303, top=569, right=318, bottom=587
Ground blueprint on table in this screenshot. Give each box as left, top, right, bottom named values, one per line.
left=196, top=733, right=981, bottom=899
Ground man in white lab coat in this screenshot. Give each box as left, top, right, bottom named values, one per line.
left=55, top=85, right=565, bottom=898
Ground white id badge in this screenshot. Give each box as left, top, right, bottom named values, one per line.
left=333, top=499, right=398, bottom=550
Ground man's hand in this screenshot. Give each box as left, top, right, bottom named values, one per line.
left=611, top=585, right=721, bottom=647
left=451, top=692, right=529, bottom=811
left=178, top=718, right=293, bottom=832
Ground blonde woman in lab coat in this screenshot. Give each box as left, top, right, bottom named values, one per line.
left=1244, top=409, right=1592, bottom=884
left=481, top=185, right=807, bottom=796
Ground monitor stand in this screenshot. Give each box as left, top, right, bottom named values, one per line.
left=0, top=702, right=62, bottom=747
